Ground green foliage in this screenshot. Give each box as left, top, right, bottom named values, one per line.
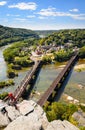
left=69, top=117, right=78, bottom=126
left=14, top=57, right=32, bottom=67
left=7, top=69, right=18, bottom=78
left=0, top=92, right=8, bottom=100
left=79, top=46, right=85, bottom=58
left=79, top=105, right=85, bottom=112
left=0, top=79, right=14, bottom=88
left=38, top=29, right=85, bottom=47
left=43, top=102, right=78, bottom=122
left=79, top=126, right=85, bottom=130
left=3, top=40, right=35, bottom=72
left=54, top=50, right=73, bottom=62
left=10, top=64, right=21, bottom=70
left=42, top=55, right=52, bottom=63
left=0, top=25, right=39, bottom=47
left=35, top=30, right=58, bottom=37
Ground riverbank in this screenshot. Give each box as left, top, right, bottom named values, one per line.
left=74, top=59, right=85, bottom=71
left=74, top=64, right=85, bottom=71
left=60, top=93, right=85, bottom=106
left=0, top=80, right=14, bottom=89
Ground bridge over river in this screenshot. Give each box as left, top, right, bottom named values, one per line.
left=37, top=52, right=78, bottom=106
left=5, top=60, right=42, bottom=105
left=5, top=52, right=78, bottom=106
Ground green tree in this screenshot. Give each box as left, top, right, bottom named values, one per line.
left=79, top=46, right=85, bottom=58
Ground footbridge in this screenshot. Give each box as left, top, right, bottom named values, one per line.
left=8, top=60, right=42, bottom=105
left=37, top=52, right=78, bottom=107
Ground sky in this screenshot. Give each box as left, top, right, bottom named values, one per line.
left=0, top=0, right=85, bottom=30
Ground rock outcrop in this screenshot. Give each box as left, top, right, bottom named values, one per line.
left=72, top=111, right=85, bottom=126
left=0, top=112, right=10, bottom=128
left=5, top=116, right=42, bottom=130
left=5, top=106, right=20, bottom=121
left=46, top=120, right=79, bottom=130
left=0, top=100, right=79, bottom=130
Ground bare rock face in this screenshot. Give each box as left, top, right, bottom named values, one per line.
left=5, top=106, right=20, bottom=121
left=46, top=120, right=79, bottom=130
left=63, top=120, right=79, bottom=130
left=0, top=100, right=79, bottom=130
left=34, top=104, right=49, bottom=129
left=17, top=100, right=34, bottom=115
left=4, top=100, right=48, bottom=130
left=5, top=116, right=42, bottom=130
left=72, top=111, right=85, bottom=126
left=0, top=112, right=10, bottom=128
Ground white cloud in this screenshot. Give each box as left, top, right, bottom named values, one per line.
left=37, top=7, right=57, bottom=16
left=37, top=7, right=85, bottom=20
left=15, top=18, right=27, bottom=22
left=37, top=7, right=71, bottom=17
left=7, top=14, right=20, bottom=17
left=71, top=14, right=85, bottom=20
left=0, top=1, right=7, bottom=6
left=27, top=15, right=35, bottom=18
left=38, top=16, right=46, bottom=19
left=69, top=8, right=79, bottom=12
left=8, top=2, right=37, bottom=10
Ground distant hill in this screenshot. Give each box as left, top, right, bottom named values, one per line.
left=35, top=30, right=59, bottom=37
left=38, top=29, right=85, bottom=48
left=0, top=25, right=39, bottom=47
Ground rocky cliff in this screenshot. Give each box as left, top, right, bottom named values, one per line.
left=0, top=100, right=79, bottom=130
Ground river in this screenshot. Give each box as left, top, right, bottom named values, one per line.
left=0, top=46, right=8, bottom=81
left=0, top=46, right=31, bottom=94
left=0, top=46, right=85, bottom=103
left=32, top=62, right=85, bottom=103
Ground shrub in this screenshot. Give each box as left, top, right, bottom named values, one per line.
left=0, top=92, right=8, bottom=99
left=7, top=69, right=18, bottom=78
left=43, top=102, right=78, bottom=122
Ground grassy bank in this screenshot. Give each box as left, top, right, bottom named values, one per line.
left=0, top=79, right=14, bottom=88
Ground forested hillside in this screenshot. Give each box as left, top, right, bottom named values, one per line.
left=39, top=29, right=85, bottom=47
left=35, top=30, right=59, bottom=37
left=0, top=25, right=39, bottom=46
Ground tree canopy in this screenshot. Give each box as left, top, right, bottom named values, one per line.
left=0, top=25, right=39, bottom=47
left=38, top=29, right=85, bottom=47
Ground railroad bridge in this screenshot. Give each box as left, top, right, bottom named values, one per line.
left=37, top=52, right=78, bottom=107
left=6, top=52, right=78, bottom=106
left=8, top=60, right=42, bottom=105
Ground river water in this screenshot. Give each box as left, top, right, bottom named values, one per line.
left=0, top=46, right=8, bottom=81
left=33, top=63, right=85, bottom=103
left=0, top=46, right=31, bottom=94
left=0, top=46, right=85, bottom=103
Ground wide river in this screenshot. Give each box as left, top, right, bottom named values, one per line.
left=0, top=46, right=85, bottom=103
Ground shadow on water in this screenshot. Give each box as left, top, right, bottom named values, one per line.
left=54, top=55, right=79, bottom=102
left=55, top=68, right=74, bottom=101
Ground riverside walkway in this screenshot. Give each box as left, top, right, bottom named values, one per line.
left=37, top=52, right=78, bottom=107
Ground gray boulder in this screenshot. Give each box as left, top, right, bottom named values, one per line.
left=17, top=100, right=34, bottom=115
left=0, top=112, right=10, bottom=128
left=34, top=105, right=49, bottom=129
left=72, top=111, right=85, bottom=126
left=1, top=100, right=80, bottom=130
left=5, top=116, right=42, bottom=130
left=5, top=106, right=20, bottom=121
left=46, top=120, right=79, bottom=130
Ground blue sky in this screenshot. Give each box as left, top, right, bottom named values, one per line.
left=0, top=0, right=85, bottom=30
